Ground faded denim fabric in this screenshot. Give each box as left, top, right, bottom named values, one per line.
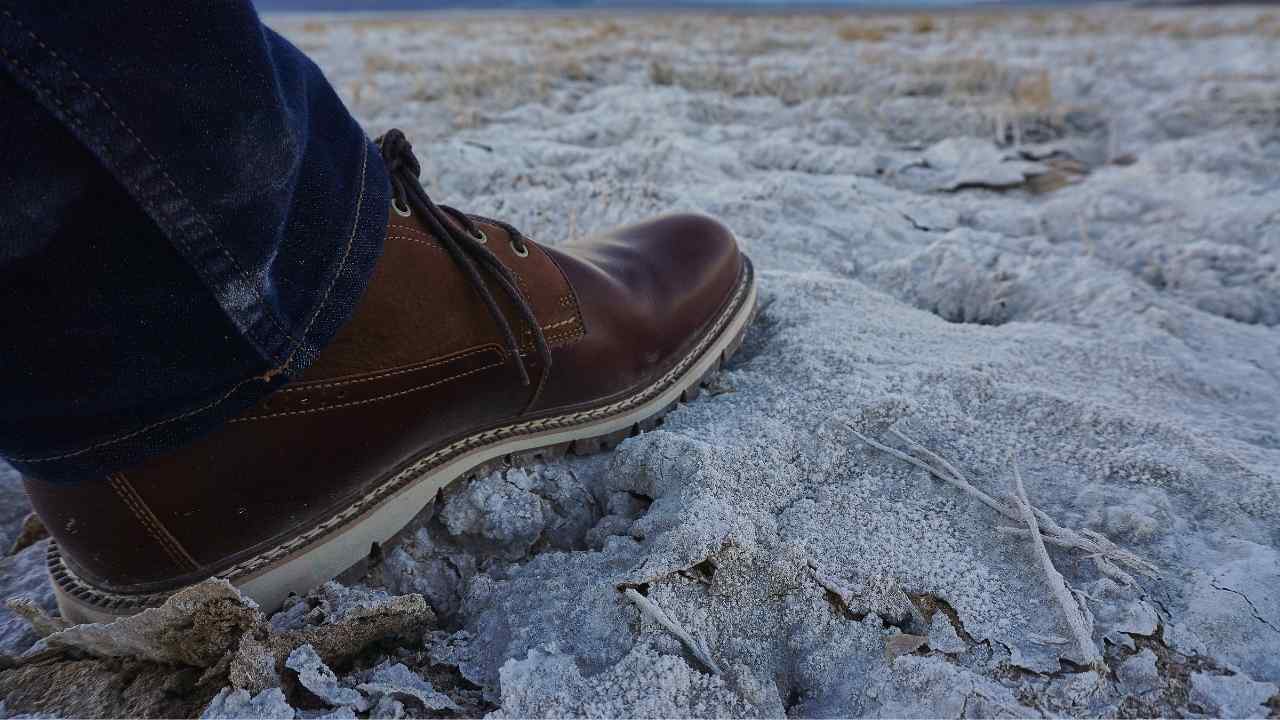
left=0, top=2, right=390, bottom=481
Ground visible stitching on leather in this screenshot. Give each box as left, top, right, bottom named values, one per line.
left=272, top=346, right=500, bottom=394
left=0, top=11, right=298, bottom=349
left=216, top=262, right=750, bottom=579
left=544, top=253, right=588, bottom=344
left=392, top=222, right=570, bottom=342
left=274, top=146, right=368, bottom=376
left=47, top=263, right=754, bottom=609
left=1, top=18, right=374, bottom=463
left=387, top=232, right=443, bottom=252
left=108, top=473, right=199, bottom=571
left=521, top=317, right=576, bottom=343
left=0, top=47, right=273, bottom=464
left=230, top=360, right=505, bottom=422
left=110, top=473, right=198, bottom=570
left=544, top=327, right=585, bottom=346
left=390, top=224, right=435, bottom=241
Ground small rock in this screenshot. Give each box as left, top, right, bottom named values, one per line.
left=885, top=633, right=929, bottom=659
left=298, top=708, right=357, bottom=720
left=1116, top=649, right=1161, bottom=697
left=1189, top=671, right=1277, bottom=719
left=369, top=694, right=405, bottom=719
left=356, top=661, right=459, bottom=711
left=7, top=515, right=48, bottom=555
left=918, top=137, right=1047, bottom=191
left=229, top=633, right=281, bottom=694
left=202, top=687, right=296, bottom=720
left=927, top=612, right=967, bottom=654
left=286, top=644, right=367, bottom=711
left=45, top=579, right=260, bottom=667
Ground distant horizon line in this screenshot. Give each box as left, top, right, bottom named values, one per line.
left=256, top=0, right=1123, bottom=11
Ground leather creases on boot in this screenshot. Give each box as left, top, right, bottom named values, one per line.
left=25, top=129, right=759, bottom=624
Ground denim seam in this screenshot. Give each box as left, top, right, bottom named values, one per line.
left=0, top=8, right=302, bottom=363
left=8, top=139, right=377, bottom=464
left=266, top=144, right=370, bottom=381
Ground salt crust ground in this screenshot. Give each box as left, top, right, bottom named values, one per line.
left=1, top=8, right=1277, bottom=718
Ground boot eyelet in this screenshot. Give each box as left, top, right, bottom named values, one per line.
left=511, top=242, right=530, bottom=258
left=392, top=198, right=412, bottom=217
left=473, top=230, right=488, bottom=244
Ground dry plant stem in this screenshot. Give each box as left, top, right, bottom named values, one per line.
left=1011, top=458, right=1104, bottom=669
left=808, top=560, right=855, bottom=607
left=996, top=528, right=1143, bottom=586
left=847, top=427, right=1010, bottom=517
left=895, top=429, right=1092, bottom=537
left=623, top=589, right=722, bottom=675
left=850, top=424, right=1158, bottom=580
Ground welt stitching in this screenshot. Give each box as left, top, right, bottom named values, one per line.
left=54, top=264, right=753, bottom=603
left=108, top=473, right=196, bottom=571
left=272, top=346, right=499, bottom=393
left=217, top=265, right=751, bottom=578
left=230, top=361, right=504, bottom=422
left=0, top=9, right=299, bottom=350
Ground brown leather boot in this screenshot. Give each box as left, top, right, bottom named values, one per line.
left=25, top=130, right=757, bottom=623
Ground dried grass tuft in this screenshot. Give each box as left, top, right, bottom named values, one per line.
left=838, top=24, right=889, bottom=43
left=911, top=15, right=938, bottom=34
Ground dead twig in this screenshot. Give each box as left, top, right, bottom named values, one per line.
left=847, top=424, right=1158, bottom=581
left=1011, top=457, right=1104, bottom=670
left=624, top=589, right=721, bottom=675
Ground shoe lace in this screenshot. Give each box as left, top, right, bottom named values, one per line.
left=378, top=129, right=551, bottom=410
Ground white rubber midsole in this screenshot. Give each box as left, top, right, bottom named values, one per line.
left=234, top=274, right=757, bottom=614
left=53, top=272, right=756, bottom=624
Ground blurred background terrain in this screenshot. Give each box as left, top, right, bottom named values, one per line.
left=1, top=4, right=1278, bottom=719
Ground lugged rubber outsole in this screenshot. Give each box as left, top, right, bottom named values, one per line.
left=51, top=260, right=757, bottom=625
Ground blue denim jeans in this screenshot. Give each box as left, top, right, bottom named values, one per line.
left=0, top=2, right=390, bottom=482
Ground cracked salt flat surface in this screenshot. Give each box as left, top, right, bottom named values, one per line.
left=1, top=8, right=1278, bottom=718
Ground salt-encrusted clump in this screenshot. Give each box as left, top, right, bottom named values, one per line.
left=354, top=661, right=460, bottom=712
left=202, top=688, right=296, bottom=720
left=490, top=643, right=784, bottom=718
left=2, top=8, right=1280, bottom=717
left=287, top=644, right=368, bottom=711
left=0, top=541, right=56, bottom=657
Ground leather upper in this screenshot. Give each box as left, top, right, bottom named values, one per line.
left=533, top=214, right=744, bottom=413
left=25, top=206, right=744, bottom=593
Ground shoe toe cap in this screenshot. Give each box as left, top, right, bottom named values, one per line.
left=598, top=213, right=744, bottom=330
left=547, top=212, right=746, bottom=394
